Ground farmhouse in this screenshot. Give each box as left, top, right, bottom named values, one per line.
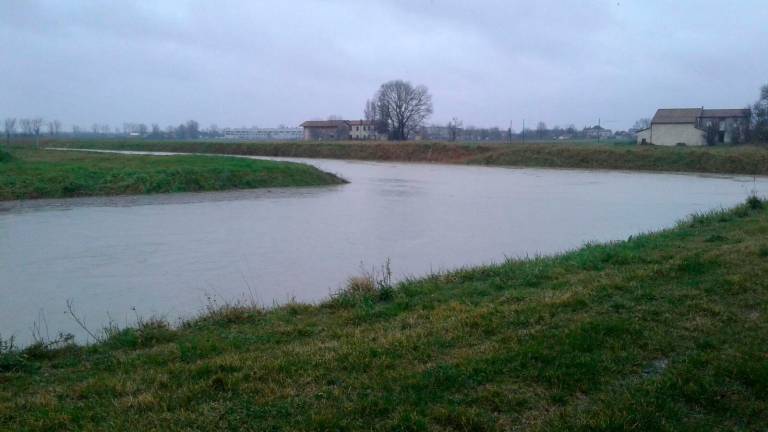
left=300, top=120, right=351, bottom=141
left=636, top=108, right=750, bottom=146
left=301, top=119, right=383, bottom=140
left=348, top=120, right=380, bottom=140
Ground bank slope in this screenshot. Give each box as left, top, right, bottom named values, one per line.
left=49, top=139, right=768, bottom=176
left=1, top=199, right=767, bottom=430
left=0, top=148, right=346, bottom=200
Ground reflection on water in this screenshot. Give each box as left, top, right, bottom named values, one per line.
left=2, top=153, right=767, bottom=345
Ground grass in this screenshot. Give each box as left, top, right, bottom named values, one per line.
left=0, top=147, right=345, bottom=200
left=48, top=138, right=768, bottom=176
left=1, top=198, right=767, bottom=430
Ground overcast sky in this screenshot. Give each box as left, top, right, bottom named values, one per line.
left=2, top=0, right=766, bottom=131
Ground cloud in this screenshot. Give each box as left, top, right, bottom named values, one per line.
left=1, top=0, right=766, bottom=130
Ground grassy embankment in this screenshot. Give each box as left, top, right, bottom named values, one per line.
left=2, top=198, right=767, bottom=430
left=0, top=147, right=345, bottom=201
left=49, top=138, right=768, bottom=176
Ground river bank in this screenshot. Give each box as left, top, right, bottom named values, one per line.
left=2, top=197, right=766, bottom=430
left=0, top=147, right=345, bottom=200
left=48, top=138, right=768, bottom=176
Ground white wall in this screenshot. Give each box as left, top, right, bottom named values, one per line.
left=648, top=124, right=705, bottom=146
left=636, top=128, right=651, bottom=144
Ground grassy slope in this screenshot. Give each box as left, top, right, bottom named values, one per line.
left=49, top=139, right=768, bottom=176
left=0, top=148, right=345, bottom=200
left=1, top=200, right=767, bottom=430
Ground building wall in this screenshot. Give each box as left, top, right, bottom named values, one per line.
left=636, top=128, right=651, bottom=145
left=648, top=124, right=706, bottom=146
left=350, top=124, right=373, bottom=140
left=303, top=126, right=349, bottom=140
left=699, top=117, right=748, bottom=144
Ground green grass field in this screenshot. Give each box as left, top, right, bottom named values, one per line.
left=2, top=198, right=767, bottom=430
left=47, top=138, right=768, bottom=176
left=0, top=147, right=345, bottom=200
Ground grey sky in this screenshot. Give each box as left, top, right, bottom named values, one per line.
left=2, top=0, right=766, bottom=131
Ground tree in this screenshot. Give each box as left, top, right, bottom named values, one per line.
left=752, top=83, right=768, bottom=143
left=704, top=121, right=719, bottom=146
left=536, top=122, right=547, bottom=139
left=447, top=117, right=462, bottom=141
left=185, top=120, right=200, bottom=139
left=364, top=99, right=387, bottom=136
left=47, top=120, right=61, bottom=136
left=371, top=80, right=433, bottom=140
left=30, top=118, right=43, bottom=147
left=633, top=118, right=651, bottom=130
left=20, top=119, right=33, bottom=135
left=3, top=118, right=16, bottom=147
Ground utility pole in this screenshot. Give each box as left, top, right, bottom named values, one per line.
left=522, top=119, right=525, bottom=144
left=597, top=117, right=601, bottom=144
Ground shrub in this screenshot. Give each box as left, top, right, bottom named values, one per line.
left=747, top=195, right=763, bottom=210
left=0, top=150, right=13, bottom=162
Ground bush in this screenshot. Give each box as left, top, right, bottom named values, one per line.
left=747, top=195, right=764, bottom=210
left=0, top=150, right=13, bottom=162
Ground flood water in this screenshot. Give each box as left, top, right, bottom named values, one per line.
left=2, top=152, right=767, bottom=345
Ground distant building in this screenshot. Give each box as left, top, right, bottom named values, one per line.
left=222, top=127, right=302, bottom=141
left=300, top=120, right=350, bottom=140
left=636, top=108, right=750, bottom=146
left=348, top=120, right=381, bottom=140
left=300, top=119, right=385, bottom=140
left=583, top=125, right=613, bottom=139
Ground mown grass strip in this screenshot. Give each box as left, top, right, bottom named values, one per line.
left=0, top=147, right=346, bottom=200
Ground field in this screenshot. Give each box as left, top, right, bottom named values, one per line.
left=47, top=138, right=768, bottom=176
left=0, top=147, right=345, bottom=201
left=1, top=198, right=767, bottom=430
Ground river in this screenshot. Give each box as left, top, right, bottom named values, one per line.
left=2, top=152, right=766, bottom=345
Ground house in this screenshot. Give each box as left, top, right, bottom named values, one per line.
left=636, top=108, right=750, bottom=146
left=583, top=125, right=613, bottom=139
left=300, top=120, right=351, bottom=141
left=222, top=127, right=302, bottom=141
left=301, top=119, right=385, bottom=140
left=348, top=120, right=380, bottom=140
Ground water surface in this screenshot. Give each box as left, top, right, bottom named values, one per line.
left=2, top=154, right=765, bottom=345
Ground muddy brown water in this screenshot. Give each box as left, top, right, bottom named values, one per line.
left=2, top=150, right=766, bottom=345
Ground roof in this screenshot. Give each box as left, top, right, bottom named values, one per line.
left=348, top=120, right=374, bottom=126
left=651, top=107, right=750, bottom=125
left=300, top=120, right=350, bottom=128
left=700, top=109, right=750, bottom=118
left=651, top=108, right=702, bottom=124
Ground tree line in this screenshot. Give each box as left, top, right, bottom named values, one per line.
left=1, top=118, right=225, bottom=148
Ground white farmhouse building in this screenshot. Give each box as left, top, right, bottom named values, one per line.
left=222, top=127, right=302, bottom=141
left=636, top=108, right=750, bottom=146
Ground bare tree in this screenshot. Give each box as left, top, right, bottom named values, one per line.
left=20, top=118, right=33, bottom=135
left=47, top=120, right=61, bottom=136
left=752, top=83, right=768, bottom=143
left=30, top=118, right=43, bottom=147
left=633, top=118, right=651, bottom=130
left=3, top=118, right=16, bottom=147
left=447, top=117, right=463, bottom=141
left=372, top=80, right=433, bottom=140
left=536, top=122, right=547, bottom=139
